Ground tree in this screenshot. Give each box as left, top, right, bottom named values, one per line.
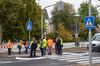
left=57, top=23, right=73, bottom=42
left=79, top=23, right=88, bottom=40
left=78, top=2, right=100, bottom=40
left=51, top=1, right=75, bottom=32
left=78, top=2, right=98, bottom=17
left=0, top=0, right=42, bottom=41
left=78, top=2, right=100, bottom=26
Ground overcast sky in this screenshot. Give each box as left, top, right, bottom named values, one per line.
left=36, top=0, right=99, bottom=18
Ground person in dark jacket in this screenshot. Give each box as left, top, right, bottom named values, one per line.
left=56, top=37, right=62, bottom=55
left=30, top=36, right=37, bottom=57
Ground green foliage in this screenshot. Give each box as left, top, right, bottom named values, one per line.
left=46, top=32, right=55, bottom=40
left=46, top=23, right=73, bottom=42
left=78, top=2, right=98, bottom=17
left=78, top=2, right=100, bottom=41
left=52, top=1, right=76, bottom=31
left=0, top=0, right=42, bottom=41
left=57, top=23, right=73, bottom=42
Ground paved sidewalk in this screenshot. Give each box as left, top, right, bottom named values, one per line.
left=0, top=48, right=87, bottom=57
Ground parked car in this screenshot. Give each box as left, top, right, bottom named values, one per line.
left=87, top=33, right=100, bottom=52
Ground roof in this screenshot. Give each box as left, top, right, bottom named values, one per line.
left=44, top=9, right=49, bottom=19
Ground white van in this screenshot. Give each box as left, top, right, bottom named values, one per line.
left=87, top=33, right=100, bottom=51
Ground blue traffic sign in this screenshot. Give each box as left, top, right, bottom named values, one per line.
left=27, top=22, right=32, bottom=31
left=27, top=42, right=30, bottom=50
left=84, top=16, right=94, bottom=29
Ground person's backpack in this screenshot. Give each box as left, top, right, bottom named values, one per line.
left=31, top=40, right=37, bottom=48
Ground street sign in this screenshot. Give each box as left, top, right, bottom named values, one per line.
left=84, top=16, right=94, bottom=29
left=27, top=22, right=32, bottom=31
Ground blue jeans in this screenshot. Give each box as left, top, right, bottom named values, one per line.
left=18, top=46, right=22, bottom=54
left=43, top=48, right=46, bottom=55
left=57, top=47, right=62, bottom=55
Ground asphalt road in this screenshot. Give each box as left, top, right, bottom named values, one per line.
left=0, top=50, right=100, bottom=66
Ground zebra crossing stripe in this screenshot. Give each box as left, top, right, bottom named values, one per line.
left=16, top=56, right=46, bottom=60
left=0, top=61, right=13, bottom=64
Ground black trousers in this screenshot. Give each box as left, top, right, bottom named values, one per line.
left=8, top=48, right=11, bottom=55
left=30, top=48, right=36, bottom=57
left=25, top=47, right=27, bottom=53
left=40, top=48, right=43, bottom=56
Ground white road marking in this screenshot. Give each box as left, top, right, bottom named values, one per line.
left=13, top=52, right=100, bottom=65
left=0, top=61, right=13, bottom=64
left=16, top=56, right=46, bottom=60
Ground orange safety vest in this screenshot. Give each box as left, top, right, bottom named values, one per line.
left=7, top=42, right=12, bottom=48
left=18, top=42, right=23, bottom=46
left=47, top=39, right=53, bottom=47
left=25, top=41, right=28, bottom=47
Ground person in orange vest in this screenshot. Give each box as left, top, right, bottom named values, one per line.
left=47, top=38, right=53, bottom=55
left=25, top=40, right=28, bottom=54
left=7, top=40, right=13, bottom=55
left=18, top=40, right=23, bottom=54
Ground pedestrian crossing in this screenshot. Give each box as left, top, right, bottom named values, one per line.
left=3, top=52, right=99, bottom=65
left=47, top=52, right=100, bottom=65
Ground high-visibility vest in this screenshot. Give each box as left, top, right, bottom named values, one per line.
left=25, top=41, right=28, bottom=47
left=43, top=39, right=47, bottom=47
left=18, top=42, right=23, bottom=46
left=39, top=41, right=44, bottom=48
left=47, top=39, right=53, bottom=47
left=30, top=40, right=37, bottom=48
left=7, top=42, right=12, bottom=48
left=60, top=38, right=63, bottom=45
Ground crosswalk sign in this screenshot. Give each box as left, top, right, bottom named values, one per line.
left=27, top=22, right=32, bottom=31
left=84, top=16, right=94, bottom=29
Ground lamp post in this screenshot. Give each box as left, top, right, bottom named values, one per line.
left=74, top=15, right=80, bottom=48
left=41, top=1, right=63, bottom=38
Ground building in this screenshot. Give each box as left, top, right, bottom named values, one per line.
left=44, top=9, right=55, bottom=34
left=44, top=9, right=49, bottom=34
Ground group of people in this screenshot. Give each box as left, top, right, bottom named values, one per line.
left=7, top=40, right=28, bottom=55
left=30, top=36, right=63, bottom=57
left=7, top=36, right=63, bottom=57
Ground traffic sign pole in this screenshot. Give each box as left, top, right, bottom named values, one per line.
left=29, top=17, right=30, bottom=42
left=89, top=0, right=92, bottom=66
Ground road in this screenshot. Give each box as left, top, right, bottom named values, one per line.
left=0, top=50, right=100, bottom=66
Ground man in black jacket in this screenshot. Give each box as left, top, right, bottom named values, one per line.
left=30, top=36, right=37, bottom=57
left=56, top=37, right=62, bottom=55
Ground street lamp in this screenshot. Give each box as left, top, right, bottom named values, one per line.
left=41, top=1, right=63, bottom=38
left=74, top=15, right=80, bottom=48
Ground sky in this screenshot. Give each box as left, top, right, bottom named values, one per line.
left=36, top=0, right=100, bottom=18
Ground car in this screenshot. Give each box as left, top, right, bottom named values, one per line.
left=87, top=33, right=100, bottom=52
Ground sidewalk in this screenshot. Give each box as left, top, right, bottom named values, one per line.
left=0, top=48, right=87, bottom=57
